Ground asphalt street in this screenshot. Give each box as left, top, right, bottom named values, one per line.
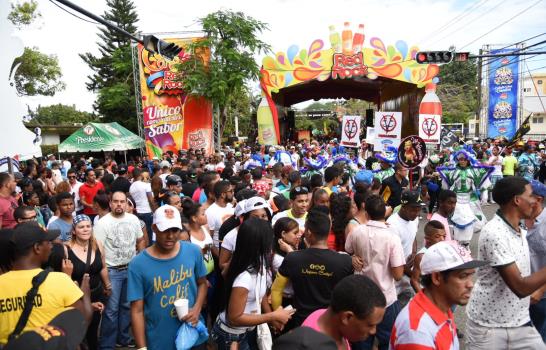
left=416, top=203, right=499, bottom=349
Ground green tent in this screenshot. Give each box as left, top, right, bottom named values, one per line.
left=59, top=122, right=144, bottom=153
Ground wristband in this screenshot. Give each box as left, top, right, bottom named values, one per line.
left=137, top=347, right=147, bottom=350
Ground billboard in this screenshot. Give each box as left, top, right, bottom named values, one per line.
left=373, top=111, right=402, bottom=151
left=487, top=49, right=519, bottom=139
left=137, top=38, right=213, bottom=158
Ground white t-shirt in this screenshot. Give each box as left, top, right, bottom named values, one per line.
left=488, top=155, right=504, bottom=176
left=205, top=202, right=234, bottom=247
left=290, top=153, right=300, bottom=169
left=93, top=213, right=143, bottom=267
left=272, top=210, right=307, bottom=234
left=221, top=227, right=239, bottom=252
left=129, top=181, right=152, bottom=214
left=69, top=181, right=83, bottom=212
left=219, top=269, right=267, bottom=329
left=159, top=173, right=170, bottom=188
left=190, top=226, right=214, bottom=250
left=272, top=253, right=294, bottom=297
left=387, top=212, right=418, bottom=258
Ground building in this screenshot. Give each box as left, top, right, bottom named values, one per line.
left=522, top=72, right=546, bottom=136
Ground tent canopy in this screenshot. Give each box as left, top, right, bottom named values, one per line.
left=59, top=122, right=144, bottom=153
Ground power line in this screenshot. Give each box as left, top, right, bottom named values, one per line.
left=459, top=0, right=543, bottom=50
left=48, top=0, right=99, bottom=25
left=418, top=0, right=490, bottom=45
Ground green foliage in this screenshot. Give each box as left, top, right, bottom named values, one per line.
left=27, top=104, right=98, bottom=125
left=13, top=47, right=65, bottom=96
left=437, top=60, right=478, bottom=124
left=8, top=0, right=41, bottom=28
left=80, top=0, right=139, bottom=131
left=222, top=88, right=253, bottom=137
left=40, top=145, right=58, bottom=156
left=176, top=10, right=270, bottom=136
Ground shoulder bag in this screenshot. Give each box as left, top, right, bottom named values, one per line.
left=254, top=272, right=272, bottom=350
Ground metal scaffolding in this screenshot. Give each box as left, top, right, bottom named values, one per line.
left=131, top=41, right=145, bottom=156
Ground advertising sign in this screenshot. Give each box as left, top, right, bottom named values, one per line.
left=340, top=115, right=361, bottom=147
left=137, top=38, right=213, bottom=158
left=487, top=48, right=519, bottom=139
left=418, top=114, right=441, bottom=144
left=373, top=111, right=402, bottom=151
left=440, top=127, right=460, bottom=148
left=398, top=135, right=426, bottom=169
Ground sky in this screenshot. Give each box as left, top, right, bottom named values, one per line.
left=12, top=0, right=546, bottom=113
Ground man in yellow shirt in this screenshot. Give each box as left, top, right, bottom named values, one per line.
left=502, top=147, right=518, bottom=176
left=0, top=222, right=91, bottom=345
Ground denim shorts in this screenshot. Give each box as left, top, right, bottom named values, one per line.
left=211, top=317, right=257, bottom=350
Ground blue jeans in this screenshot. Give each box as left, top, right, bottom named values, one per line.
left=530, top=298, right=546, bottom=342
left=99, top=268, right=131, bottom=350
left=137, top=212, right=153, bottom=246
left=351, top=300, right=401, bottom=350
left=211, top=318, right=258, bottom=350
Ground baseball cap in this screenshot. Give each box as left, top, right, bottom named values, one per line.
left=354, top=170, right=373, bottom=185
left=244, top=196, right=272, bottom=216
left=160, top=160, right=171, bottom=169
left=400, top=190, right=424, bottom=207
left=531, top=180, right=546, bottom=198
left=116, top=164, right=128, bottom=175
left=166, top=175, right=183, bottom=186
left=273, top=327, right=336, bottom=350
left=420, top=241, right=488, bottom=275
left=4, top=308, right=87, bottom=350
left=153, top=205, right=182, bottom=232
left=10, top=222, right=59, bottom=250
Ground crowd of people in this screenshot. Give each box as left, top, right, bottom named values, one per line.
left=1, top=136, right=546, bottom=350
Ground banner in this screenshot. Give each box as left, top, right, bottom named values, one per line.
left=440, top=127, right=460, bottom=148
left=137, top=38, right=213, bottom=158
left=508, top=113, right=532, bottom=146
left=487, top=48, right=519, bottom=139
left=373, top=111, right=402, bottom=151
left=398, top=135, right=426, bottom=169
left=340, top=115, right=361, bottom=147
left=418, top=114, right=441, bottom=144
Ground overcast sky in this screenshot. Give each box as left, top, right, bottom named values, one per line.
left=13, top=0, right=546, bottom=113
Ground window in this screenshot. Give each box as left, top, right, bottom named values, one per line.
left=532, top=117, right=544, bottom=124
left=524, top=88, right=531, bottom=92
left=538, top=80, right=543, bottom=85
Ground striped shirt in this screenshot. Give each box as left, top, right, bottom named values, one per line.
left=390, top=291, right=458, bottom=350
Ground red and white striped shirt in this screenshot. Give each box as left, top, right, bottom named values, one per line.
left=390, top=290, right=459, bottom=350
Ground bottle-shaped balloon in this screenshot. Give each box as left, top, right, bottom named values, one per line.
left=342, top=22, right=353, bottom=56
left=329, top=25, right=341, bottom=53
left=352, top=24, right=365, bottom=54
left=257, top=98, right=278, bottom=145
left=419, top=83, right=442, bottom=116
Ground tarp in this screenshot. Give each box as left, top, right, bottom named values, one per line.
left=59, top=122, right=144, bottom=153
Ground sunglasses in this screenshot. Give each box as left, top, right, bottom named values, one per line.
left=293, top=186, right=309, bottom=194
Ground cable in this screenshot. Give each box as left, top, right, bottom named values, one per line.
left=48, top=0, right=99, bottom=25
left=459, top=0, right=543, bottom=50
left=418, top=0, right=490, bottom=45
left=430, top=0, right=508, bottom=47
left=525, top=61, right=546, bottom=113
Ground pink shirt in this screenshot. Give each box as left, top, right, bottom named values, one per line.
left=302, top=309, right=351, bottom=349
left=0, top=195, right=18, bottom=229
left=344, top=220, right=406, bottom=306
left=430, top=213, right=452, bottom=241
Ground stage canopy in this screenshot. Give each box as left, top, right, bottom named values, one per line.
left=59, top=122, right=144, bottom=153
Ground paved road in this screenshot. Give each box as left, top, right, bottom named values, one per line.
left=416, top=203, right=499, bottom=349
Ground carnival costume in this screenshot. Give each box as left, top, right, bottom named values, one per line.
left=373, top=147, right=397, bottom=182
left=437, top=149, right=493, bottom=244
left=518, top=152, right=539, bottom=181
left=268, top=149, right=296, bottom=168
left=301, top=154, right=328, bottom=179
left=243, top=154, right=264, bottom=170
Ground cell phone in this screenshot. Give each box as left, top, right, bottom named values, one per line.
left=284, top=305, right=295, bottom=312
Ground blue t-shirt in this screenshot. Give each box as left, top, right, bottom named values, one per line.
left=48, top=218, right=73, bottom=241
left=127, top=241, right=207, bottom=350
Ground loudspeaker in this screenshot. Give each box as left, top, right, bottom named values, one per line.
left=365, top=109, right=374, bottom=127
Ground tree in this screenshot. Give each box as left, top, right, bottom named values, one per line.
left=80, top=0, right=139, bottom=131
left=176, top=10, right=271, bottom=137
left=8, top=0, right=40, bottom=28
left=222, top=88, right=253, bottom=137
left=12, top=47, right=65, bottom=96
left=437, top=60, right=478, bottom=124
left=26, top=104, right=98, bottom=125
left=8, top=1, right=65, bottom=97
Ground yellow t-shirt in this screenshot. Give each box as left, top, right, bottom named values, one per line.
left=502, top=155, right=518, bottom=176
left=0, top=269, right=83, bottom=344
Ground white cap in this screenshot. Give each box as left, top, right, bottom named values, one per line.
left=234, top=199, right=248, bottom=217
left=160, top=160, right=171, bottom=169
left=153, top=205, right=182, bottom=232
left=243, top=196, right=272, bottom=216
left=420, top=241, right=487, bottom=275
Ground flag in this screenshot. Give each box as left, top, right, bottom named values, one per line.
left=508, top=114, right=532, bottom=147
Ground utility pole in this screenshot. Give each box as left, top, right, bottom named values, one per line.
left=475, top=48, right=483, bottom=138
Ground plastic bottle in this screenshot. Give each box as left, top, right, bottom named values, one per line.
left=329, top=25, right=341, bottom=53
left=352, top=24, right=365, bottom=54
left=419, top=83, right=442, bottom=116
left=257, top=98, right=278, bottom=145
left=342, top=22, right=353, bottom=56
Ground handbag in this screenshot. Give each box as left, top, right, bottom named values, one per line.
left=254, top=272, right=272, bottom=350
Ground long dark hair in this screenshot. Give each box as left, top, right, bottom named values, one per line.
left=224, top=218, right=273, bottom=312
left=330, top=192, right=352, bottom=250
left=181, top=198, right=201, bottom=224
left=273, top=217, right=299, bottom=257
